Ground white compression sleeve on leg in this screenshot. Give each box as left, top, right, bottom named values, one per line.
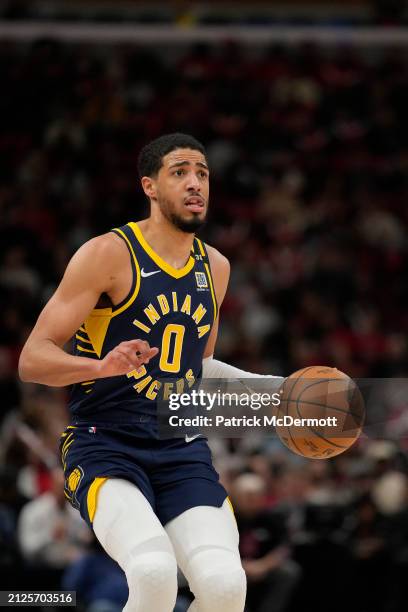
left=166, top=499, right=246, bottom=612
left=93, top=479, right=177, bottom=612
left=202, top=356, right=284, bottom=392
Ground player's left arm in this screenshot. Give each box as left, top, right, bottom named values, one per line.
left=203, top=245, right=230, bottom=359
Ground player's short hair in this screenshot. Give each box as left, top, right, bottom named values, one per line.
left=138, top=133, right=206, bottom=178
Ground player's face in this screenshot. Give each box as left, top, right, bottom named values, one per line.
left=154, top=148, right=209, bottom=233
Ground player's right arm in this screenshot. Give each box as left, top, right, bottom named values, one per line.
left=18, top=234, right=158, bottom=387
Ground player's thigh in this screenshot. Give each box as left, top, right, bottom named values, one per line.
left=93, top=477, right=175, bottom=567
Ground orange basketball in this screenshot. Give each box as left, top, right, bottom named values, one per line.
left=275, top=366, right=365, bottom=459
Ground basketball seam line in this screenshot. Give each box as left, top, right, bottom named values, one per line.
left=295, top=381, right=352, bottom=450
left=281, top=366, right=316, bottom=455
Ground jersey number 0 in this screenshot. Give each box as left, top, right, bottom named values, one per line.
left=159, top=324, right=185, bottom=373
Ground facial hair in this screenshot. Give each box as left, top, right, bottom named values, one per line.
left=158, top=196, right=207, bottom=234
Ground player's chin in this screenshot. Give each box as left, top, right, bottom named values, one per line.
left=187, top=209, right=206, bottom=220
left=187, top=209, right=207, bottom=223
left=172, top=211, right=207, bottom=233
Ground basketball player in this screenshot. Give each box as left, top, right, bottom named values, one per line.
left=19, top=133, right=280, bottom=612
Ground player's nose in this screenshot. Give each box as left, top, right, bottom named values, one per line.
left=186, top=173, right=201, bottom=190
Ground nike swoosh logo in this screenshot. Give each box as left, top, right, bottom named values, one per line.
left=141, top=268, right=161, bottom=278
left=185, top=434, right=201, bottom=443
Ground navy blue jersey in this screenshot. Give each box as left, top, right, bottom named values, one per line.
left=69, top=222, right=217, bottom=429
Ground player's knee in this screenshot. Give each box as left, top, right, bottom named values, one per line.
left=189, top=550, right=246, bottom=612
left=126, top=551, right=178, bottom=603
left=202, top=567, right=246, bottom=611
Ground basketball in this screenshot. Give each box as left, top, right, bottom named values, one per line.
left=276, top=366, right=365, bottom=459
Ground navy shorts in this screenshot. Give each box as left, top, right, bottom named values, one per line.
left=60, top=424, right=227, bottom=528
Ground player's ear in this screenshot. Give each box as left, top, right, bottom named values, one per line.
left=141, top=176, right=157, bottom=201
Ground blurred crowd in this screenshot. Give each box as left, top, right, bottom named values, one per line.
left=2, top=0, right=408, bottom=26
left=1, top=39, right=408, bottom=611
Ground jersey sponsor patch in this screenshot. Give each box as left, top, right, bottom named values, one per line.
left=195, top=271, right=208, bottom=289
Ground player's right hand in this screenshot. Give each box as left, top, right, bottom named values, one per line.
left=97, top=339, right=159, bottom=378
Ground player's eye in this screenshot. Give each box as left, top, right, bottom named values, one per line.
left=198, top=171, right=208, bottom=178
left=174, top=169, right=185, bottom=176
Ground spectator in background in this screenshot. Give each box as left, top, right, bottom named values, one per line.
left=62, top=536, right=128, bottom=612
left=345, top=493, right=389, bottom=612
left=232, top=473, right=300, bottom=612
left=0, top=246, right=40, bottom=297
left=0, top=466, right=28, bottom=589
left=17, top=467, right=90, bottom=588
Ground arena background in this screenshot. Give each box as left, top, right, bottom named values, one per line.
left=1, top=1, right=408, bottom=611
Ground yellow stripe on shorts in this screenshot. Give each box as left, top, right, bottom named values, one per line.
left=87, top=477, right=108, bottom=523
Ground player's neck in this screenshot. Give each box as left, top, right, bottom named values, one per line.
left=138, top=218, right=195, bottom=270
